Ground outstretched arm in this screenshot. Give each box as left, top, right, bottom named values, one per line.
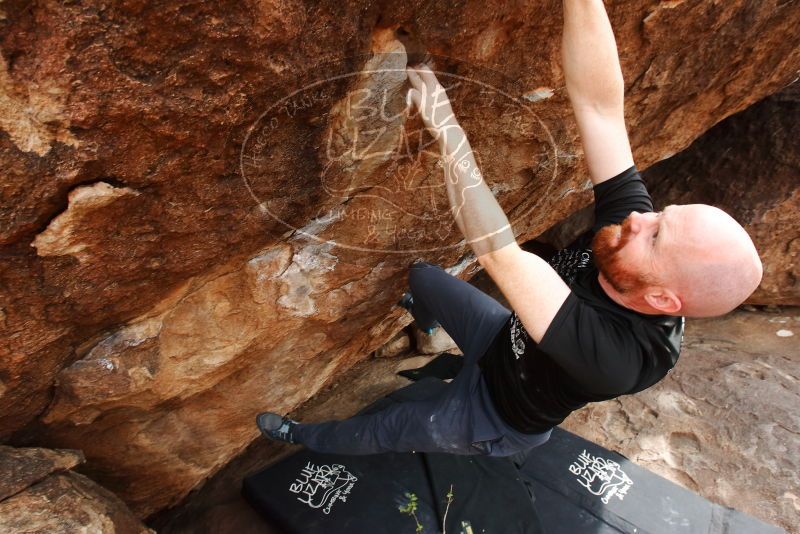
left=406, top=65, right=516, bottom=259
left=406, top=65, right=570, bottom=343
left=562, top=0, right=634, bottom=184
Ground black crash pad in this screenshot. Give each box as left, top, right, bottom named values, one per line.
left=243, top=378, right=543, bottom=533
left=519, top=426, right=786, bottom=534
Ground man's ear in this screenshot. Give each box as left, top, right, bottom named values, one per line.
left=643, top=287, right=682, bottom=315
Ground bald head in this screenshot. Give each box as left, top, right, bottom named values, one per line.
left=593, top=204, right=763, bottom=318
left=661, top=204, right=762, bottom=317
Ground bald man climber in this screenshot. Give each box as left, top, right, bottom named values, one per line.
left=256, top=0, right=762, bottom=456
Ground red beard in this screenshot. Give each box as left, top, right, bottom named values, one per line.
left=592, top=217, right=650, bottom=294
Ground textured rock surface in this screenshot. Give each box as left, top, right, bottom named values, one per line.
left=0, top=445, right=151, bottom=533
left=374, top=329, right=411, bottom=358
left=412, top=323, right=461, bottom=355
left=0, top=445, right=83, bottom=501
left=1, top=0, right=799, bottom=518
left=0, top=471, right=153, bottom=534
left=562, top=308, right=800, bottom=533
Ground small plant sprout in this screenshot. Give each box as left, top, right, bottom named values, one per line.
left=442, top=484, right=455, bottom=534
left=398, top=492, right=423, bottom=533
left=398, top=485, right=458, bottom=533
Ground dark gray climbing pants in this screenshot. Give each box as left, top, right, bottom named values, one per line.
left=294, top=261, right=552, bottom=457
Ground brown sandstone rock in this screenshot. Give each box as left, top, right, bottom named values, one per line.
left=412, top=324, right=461, bottom=355
left=0, top=471, right=153, bottom=534
left=0, top=446, right=83, bottom=501
left=0, top=0, right=798, bottom=518
left=0, top=445, right=151, bottom=533
left=374, top=329, right=411, bottom=358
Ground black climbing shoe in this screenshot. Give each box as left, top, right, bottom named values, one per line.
left=256, top=412, right=298, bottom=444
left=397, top=292, right=439, bottom=334
left=397, top=292, right=414, bottom=311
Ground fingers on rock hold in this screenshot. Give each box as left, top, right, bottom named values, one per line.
left=407, top=67, right=422, bottom=87
left=415, top=64, right=437, bottom=87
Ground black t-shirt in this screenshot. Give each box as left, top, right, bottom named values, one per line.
left=479, top=166, right=684, bottom=434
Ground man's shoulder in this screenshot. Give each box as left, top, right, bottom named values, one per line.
left=571, top=279, right=684, bottom=391
left=569, top=270, right=684, bottom=356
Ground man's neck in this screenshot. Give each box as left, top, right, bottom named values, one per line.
left=597, top=273, right=642, bottom=312
left=597, top=273, right=637, bottom=311
left=598, top=274, right=674, bottom=316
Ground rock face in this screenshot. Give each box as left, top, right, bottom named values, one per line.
left=1, top=0, right=799, bottom=518
left=412, top=324, right=461, bottom=355
left=374, top=329, right=411, bottom=358
left=645, top=83, right=800, bottom=305
left=0, top=446, right=151, bottom=533
left=562, top=308, right=800, bottom=533
left=0, top=445, right=84, bottom=502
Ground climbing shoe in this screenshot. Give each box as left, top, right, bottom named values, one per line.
left=397, top=292, right=439, bottom=334
left=256, top=412, right=298, bottom=444
left=397, top=292, right=415, bottom=311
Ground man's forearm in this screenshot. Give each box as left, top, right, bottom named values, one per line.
left=437, top=123, right=516, bottom=259
left=562, top=0, right=625, bottom=111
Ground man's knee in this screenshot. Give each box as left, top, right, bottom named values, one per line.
left=408, top=260, right=442, bottom=284
left=410, top=260, right=439, bottom=271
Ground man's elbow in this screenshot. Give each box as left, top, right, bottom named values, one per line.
left=477, top=242, right=523, bottom=272
left=569, top=91, right=625, bottom=119
left=565, top=67, right=625, bottom=111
